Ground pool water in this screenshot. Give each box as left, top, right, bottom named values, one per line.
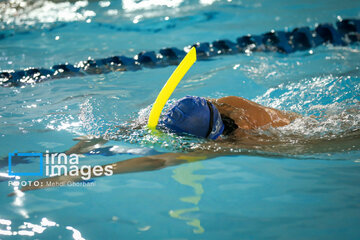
left=1, top=0, right=360, bottom=239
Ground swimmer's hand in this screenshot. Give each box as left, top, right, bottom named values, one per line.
left=65, top=136, right=108, bottom=155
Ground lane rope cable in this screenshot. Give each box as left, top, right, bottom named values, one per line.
left=0, top=18, right=359, bottom=87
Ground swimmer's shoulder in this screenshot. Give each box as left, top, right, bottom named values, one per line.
left=217, top=96, right=247, bottom=104
left=215, top=96, right=266, bottom=111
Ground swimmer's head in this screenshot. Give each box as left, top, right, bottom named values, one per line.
left=161, top=96, right=224, bottom=139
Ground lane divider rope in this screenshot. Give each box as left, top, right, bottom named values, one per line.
left=0, top=18, right=359, bottom=87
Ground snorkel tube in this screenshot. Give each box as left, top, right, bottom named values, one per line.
left=147, top=47, right=197, bottom=131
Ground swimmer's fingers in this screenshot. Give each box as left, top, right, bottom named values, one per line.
left=7, top=192, right=16, bottom=197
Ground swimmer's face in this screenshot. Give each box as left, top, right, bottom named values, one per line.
left=161, top=96, right=224, bottom=139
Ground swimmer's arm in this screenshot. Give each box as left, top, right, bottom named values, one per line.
left=64, top=124, right=138, bottom=154
left=110, top=152, right=222, bottom=174
left=10, top=152, right=220, bottom=195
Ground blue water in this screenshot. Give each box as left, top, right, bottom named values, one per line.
left=1, top=0, right=360, bottom=239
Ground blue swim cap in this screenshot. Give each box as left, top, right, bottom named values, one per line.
left=161, top=96, right=224, bottom=139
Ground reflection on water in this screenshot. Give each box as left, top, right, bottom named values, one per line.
left=0, top=176, right=86, bottom=239
left=170, top=161, right=206, bottom=234
left=122, top=0, right=184, bottom=12
left=0, top=0, right=224, bottom=32
left=0, top=215, right=85, bottom=239
left=0, top=216, right=59, bottom=237
left=0, top=0, right=94, bottom=28
left=66, top=226, right=86, bottom=240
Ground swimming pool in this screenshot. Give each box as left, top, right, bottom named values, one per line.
left=1, top=0, right=360, bottom=239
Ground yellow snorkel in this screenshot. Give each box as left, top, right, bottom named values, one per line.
left=147, top=47, right=197, bottom=130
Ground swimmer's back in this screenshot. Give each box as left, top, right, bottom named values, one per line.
left=212, top=96, right=299, bottom=130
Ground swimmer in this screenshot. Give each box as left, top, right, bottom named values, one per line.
left=11, top=95, right=304, bottom=194
left=10, top=94, right=360, bottom=195
left=63, top=94, right=300, bottom=156
left=159, top=95, right=300, bottom=140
